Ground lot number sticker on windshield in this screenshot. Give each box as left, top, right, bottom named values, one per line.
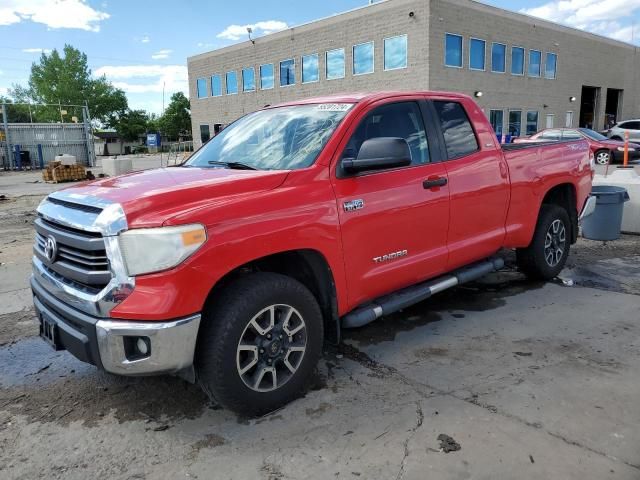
left=316, top=104, right=353, bottom=112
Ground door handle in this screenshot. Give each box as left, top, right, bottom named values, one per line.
left=423, top=177, right=448, bottom=189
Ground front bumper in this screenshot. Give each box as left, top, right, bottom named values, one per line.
left=579, top=195, right=597, bottom=222
left=31, top=275, right=201, bottom=376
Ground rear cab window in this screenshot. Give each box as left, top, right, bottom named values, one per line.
left=432, top=101, right=480, bottom=159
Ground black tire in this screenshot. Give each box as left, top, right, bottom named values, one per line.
left=594, top=149, right=612, bottom=165
left=195, top=272, right=324, bottom=417
left=516, top=204, right=571, bottom=280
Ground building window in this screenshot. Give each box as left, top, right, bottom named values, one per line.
left=200, top=125, right=210, bottom=144
left=511, top=46, right=525, bottom=75
left=353, top=41, right=374, bottom=75
left=528, top=50, right=541, bottom=77
left=196, top=78, right=207, bottom=98
left=384, top=34, right=408, bottom=70
left=565, top=111, right=574, bottom=128
left=444, top=33, right=463, bottom=68
left=469, top=38, right=486, bottom=71
left=491, top=43, right=506, bottom=73
left=260, top=64, right=274, bottom=90
left=211, top=75, right=222, bottom=97
left=302, top=54, right=319, bottom=83
left=509, top=110, right=522, bottom=137
left=433, top=101, right=480, bottom=159
left=326, top=48, right=345, bottom=80
left=242, top=67, right=255, bottom=92
left=545, top=52, right=557, bottom=79
left=226, top=71, right=238, bottom=94
left=489, top=109, right=504, bottom=137
left=526, top=111, right=539, bottom=135
left=280, top=59, right=295, bottom=86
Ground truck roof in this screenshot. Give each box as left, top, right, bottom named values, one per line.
left=271, top=91, right=474, bottom=109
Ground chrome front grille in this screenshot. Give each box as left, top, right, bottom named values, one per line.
left=33, top=216, right=112, bottom=290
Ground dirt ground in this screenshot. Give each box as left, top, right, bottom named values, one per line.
left=1, top=174, right=640, bottom=479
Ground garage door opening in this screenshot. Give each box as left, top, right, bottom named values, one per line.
left=579, top=86, right=601, bottom=129
left=605, top=89, right=623, bottom=129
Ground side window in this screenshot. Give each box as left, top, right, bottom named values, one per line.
left=540, top=130, right=561, bottom=140
left=343, top=102, right=430, bottom=166
left=433, top=101, right=480, bottom=159
left=562, top=130, right=582, bottom=140
left=626, top=121, right=640, bottom=130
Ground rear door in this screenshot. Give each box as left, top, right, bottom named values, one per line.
left=625, top=121, right=640, bottom=142
left=331, top=98, right=450, bottom=308
left=429, top=98, right=510, bottom=271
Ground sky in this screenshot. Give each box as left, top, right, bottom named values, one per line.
left=0, top=0, right=639, bottom=115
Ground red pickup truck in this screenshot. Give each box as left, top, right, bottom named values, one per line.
left=32, top=92, right=595, bottom=416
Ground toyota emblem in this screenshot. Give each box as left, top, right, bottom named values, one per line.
left=43, top=236, right=58, bottom=262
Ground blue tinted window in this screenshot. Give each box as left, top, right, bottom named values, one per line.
left=444, top=33, right=463, bottom=67
left=529, top=50, right=541, bottom=77
left=242, top=67, right=255, bottom=92
left=326, top=49, right=345, bottom=80
left=260, top=64, right=274, bottom=90
left=196, top=78, right=207, bottom=98
left=511, top=47, right=524, bottom=75
left=509, top=110, right=522, bottom=137
left=226, top=71, right=238, bottom=94
left=491, top=43, right=506, bottom=73
left=280, top=59, right=295, bottom=86
left=526, top=111, right=538, bottom=135
left=469, top=38, right=485, bottom=70
left=353, top=42, right=374, bottom=75
left=302, top=54, right=319, bottom=83
left=384, top=35, right=407, bottom=70
left=545, top=53, right=557, bottom=79
left=211, top=75, right=222, bottom=97
left=490, top=110, right=504, bottom=136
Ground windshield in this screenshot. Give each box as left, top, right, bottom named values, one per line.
left=579, top=128, right=608, bottom=141
left=185, top=104, right=352, bottom=170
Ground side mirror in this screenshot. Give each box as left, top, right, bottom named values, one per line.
left=342, top=137, right=412, bottom=173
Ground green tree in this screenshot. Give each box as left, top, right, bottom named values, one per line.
left=107, top=109, right=149, bottom=151
left=0, top=95, right=32, bottom=123
left=23, top=44, right=127, bottom=123
left=158, top=92, right=191, bottom=141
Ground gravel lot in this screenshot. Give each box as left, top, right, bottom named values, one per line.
left=1, top=163, right=639, bottom=480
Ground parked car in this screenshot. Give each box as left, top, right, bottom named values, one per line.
left=608, top=120, right=640, bottom=143
left=31, top=92, right=595, bottom=416
left=513, top=127, right=640, bottom=165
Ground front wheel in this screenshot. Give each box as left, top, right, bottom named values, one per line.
left=516, top=205, right=571, bottom=280
left=594, top=149, right=612, bottom=165
left=195, top=272, right=324, bottom=417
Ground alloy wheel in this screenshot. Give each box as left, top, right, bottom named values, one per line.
left=236, top=304, right=307, bottom=392
left=544, top=219, right=566, bottom=267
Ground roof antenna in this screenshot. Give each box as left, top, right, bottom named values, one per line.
left=247, top=27, right=255, bottom=44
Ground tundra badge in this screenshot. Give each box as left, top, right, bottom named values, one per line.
left=343, top=199, right=365, bottom=212
left=373, top=250, right=408, bottom=264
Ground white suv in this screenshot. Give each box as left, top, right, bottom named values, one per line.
left=608, top=120, right=640, bottom=142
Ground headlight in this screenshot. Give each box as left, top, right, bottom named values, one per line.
left=118, top=224, right=207, bottom=276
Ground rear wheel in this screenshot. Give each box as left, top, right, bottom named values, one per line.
left=594, top=149, right=612, bottom=165
left=195, top=272, right=324, bottom=417
left=517, top=204, right=570, bottom=280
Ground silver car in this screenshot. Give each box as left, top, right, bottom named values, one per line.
left=608, top=120, right=640, bottom=142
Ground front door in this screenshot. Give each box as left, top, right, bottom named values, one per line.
left=331, top=99, right=450, bottom=309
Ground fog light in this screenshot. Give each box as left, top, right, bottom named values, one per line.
left=136, top=338, right=149, bottom=355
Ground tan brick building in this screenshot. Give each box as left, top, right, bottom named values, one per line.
left=187, top=0, right=640, bottom=147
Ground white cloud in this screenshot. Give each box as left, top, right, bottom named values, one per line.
left=0, top=0, right=109, bottom=32
left=216, top=20, right=288, bottom=41
left=521, top=0, right=640, bottom=43
left=141, top=35, right=150, bottom=43
left=151, top=49, right=172, bottom=60
left=22, top=47, right=52, bottom=54
left=95, top=65, right=188, bottom=95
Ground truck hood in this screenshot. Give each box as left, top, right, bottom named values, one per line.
left=57, top=167, right=289, bottom=228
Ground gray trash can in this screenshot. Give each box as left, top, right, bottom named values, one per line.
left=582, top=186, right=630, bottom=241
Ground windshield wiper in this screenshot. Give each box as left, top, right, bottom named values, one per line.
left=207, top=161, right=257, bottom=170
